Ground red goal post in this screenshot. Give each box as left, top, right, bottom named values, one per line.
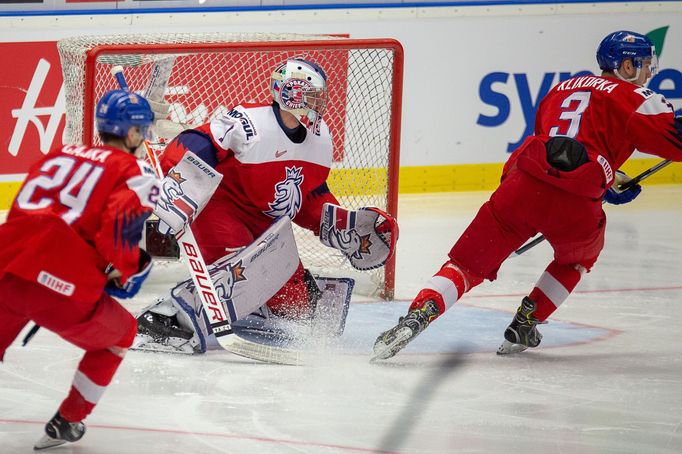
left=58, top=33, right=403, bottom=299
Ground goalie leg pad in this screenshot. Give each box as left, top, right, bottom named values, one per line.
left=311, top=276, right=354, bottom=337
left=135, top=274, right=355, bottom=354
left=134, top=217, right=300, bottom=354
left=233, top=275, right=354, bottom=342
left=208, top=216, right=300, bottom=322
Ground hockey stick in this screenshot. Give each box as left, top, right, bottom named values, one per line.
left=512, top=159, right=673, bottom=256
left=21, top=324, right=40, bottom=346
left=112, top=65, right=165, bottom=176
left=112, top=65, right=304, bottom=365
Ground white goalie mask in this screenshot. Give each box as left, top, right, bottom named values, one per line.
left=270, top=58, right=328, bottom=134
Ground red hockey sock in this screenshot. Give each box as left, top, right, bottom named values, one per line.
left=59, top=317, right=136, bottom=422
left=529, top=260, right=583, bottom=321
left=409, top=260, right=483, bottom=315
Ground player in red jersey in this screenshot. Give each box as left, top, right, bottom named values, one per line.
left=0, top=89, right=159, bottom=449
left=135, top=58, right=397, bottom=354
left=372, top=30, right=682, bottom=361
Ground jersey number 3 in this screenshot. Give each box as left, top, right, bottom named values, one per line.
left=549, top=91, right=591, bottom=138
left=16, top=156, right=104, bottom=225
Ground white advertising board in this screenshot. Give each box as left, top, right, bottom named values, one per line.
left=0, top=4, right=680, bottom=169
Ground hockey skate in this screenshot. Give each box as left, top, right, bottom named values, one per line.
left=34, top=412, right=85, bottom=451
left=134, top=310, right=197, bottom=354
left=497, top=297, right=543, bottom=355
left=371, top=300, right=440, bottom=362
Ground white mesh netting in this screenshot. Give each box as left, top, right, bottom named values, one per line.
left=58, top=32, right=401, bottom=297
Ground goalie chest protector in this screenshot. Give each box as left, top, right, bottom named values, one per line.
left=204, top=104, right=334, bottom=228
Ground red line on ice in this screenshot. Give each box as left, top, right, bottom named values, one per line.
left=0, top=419, right=401, bottom=453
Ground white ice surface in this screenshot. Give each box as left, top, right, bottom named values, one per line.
left=2, top=186, right=682, bottom=453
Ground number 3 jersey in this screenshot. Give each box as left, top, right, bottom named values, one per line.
left=536, top=75, right=682, bottom=169
left=160, top=103, right=340, bottom=239
left=505, top=74, right=682, bottom=193
left=0, top=145, right=160, bottom=302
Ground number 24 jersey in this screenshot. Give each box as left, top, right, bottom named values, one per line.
left=0, top=145, right=160, bottom=302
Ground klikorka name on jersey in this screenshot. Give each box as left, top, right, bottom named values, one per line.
left=555, top=76, right=618, bottom=93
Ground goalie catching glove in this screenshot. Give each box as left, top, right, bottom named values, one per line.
left=319, top=203, right=398, bottom=271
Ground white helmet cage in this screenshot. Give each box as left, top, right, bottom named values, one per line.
left=270, top=58, right=329, bottom=132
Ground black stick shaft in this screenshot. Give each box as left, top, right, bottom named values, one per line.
left=22, top=324, right=40, bottom=346
left=619, top=159, right=672, bottom=189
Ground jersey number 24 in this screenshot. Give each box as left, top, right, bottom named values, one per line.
left=16, top=156, right=104, bottom=225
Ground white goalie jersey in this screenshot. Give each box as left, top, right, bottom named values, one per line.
left=159, top=103, right=339, bottom=238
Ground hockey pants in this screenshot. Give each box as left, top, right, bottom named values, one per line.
left=0, top=273, right=137, bottom=422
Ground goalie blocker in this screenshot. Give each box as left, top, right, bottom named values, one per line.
left=154, top=150, right=222, bottom=235
left=141, top=149, right=220, bottom=259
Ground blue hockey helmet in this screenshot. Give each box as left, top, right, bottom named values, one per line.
left=96, top=89, right=154, bottom=138
left=596, top=31, right=658, bottom=76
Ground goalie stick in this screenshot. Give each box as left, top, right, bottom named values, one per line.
left=512, top=159, right=673, bottom=256
left=112, top=65, right=305, bottom=365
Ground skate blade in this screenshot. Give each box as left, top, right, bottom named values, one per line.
left=34, top=435, right=66, bottom=451
left=370, top=327, right=412, bottom=362
left=496, top=340, right=529, bottom=355
left=131, top=334, right=195, bottom=355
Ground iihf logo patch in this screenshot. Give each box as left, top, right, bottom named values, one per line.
left=264, top=166, right=304, bottom=220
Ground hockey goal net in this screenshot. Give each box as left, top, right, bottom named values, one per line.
left=58, top=32, right=403, bottom=299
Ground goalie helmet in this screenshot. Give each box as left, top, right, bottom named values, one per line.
left=96, top=89, right=155, bottom=139
left=596, top=31, right=658, bottom=82
left=270, top=58, right=328, bottom=134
